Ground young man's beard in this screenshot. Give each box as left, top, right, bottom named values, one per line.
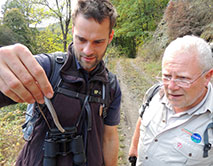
left=73, top=46, right=107, bottom=72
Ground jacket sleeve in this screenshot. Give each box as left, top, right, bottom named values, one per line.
left=0, top=91, right=17, bottom=108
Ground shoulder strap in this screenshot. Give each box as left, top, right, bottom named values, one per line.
left=140, top=83, right=162, bottom=118
left=44, top=52, right=67, bottom=90
left=203, top=110, right=213, bottom=158
left=203, top=121, right=213, bottom=158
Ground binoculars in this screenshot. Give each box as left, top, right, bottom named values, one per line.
left=43, top=128, right=86, bottom=166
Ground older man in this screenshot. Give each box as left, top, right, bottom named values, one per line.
left=0, top=0, right=121, bottom=166
left=129, top=35, right=213, bottom=166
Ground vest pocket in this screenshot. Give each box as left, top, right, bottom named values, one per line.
left=173, top=137, right=212, bottom=166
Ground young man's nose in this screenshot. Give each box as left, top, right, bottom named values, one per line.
left=83, top=43, right=94, bottom=55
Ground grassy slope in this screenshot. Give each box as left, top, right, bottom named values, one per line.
left=0, top=106, right=25, bottom=165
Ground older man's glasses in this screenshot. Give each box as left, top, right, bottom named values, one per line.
left=156, top=71, right=208, bottom=88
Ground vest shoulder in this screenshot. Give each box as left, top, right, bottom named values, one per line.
left=143, top=83, right=164, bottom=102
left=108, top=71, right=119, bottom=90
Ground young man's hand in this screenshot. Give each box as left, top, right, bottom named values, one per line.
left=0, top=44, right=53, bottom=104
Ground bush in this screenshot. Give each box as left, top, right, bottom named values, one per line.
left=0, top=104, right=26, bottom=165
left=165, top=0, right=213, bottom=41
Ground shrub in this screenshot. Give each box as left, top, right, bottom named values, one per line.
left=165, top=0, right=213, bottom=41
left=0, top=107, right=25, bottom=165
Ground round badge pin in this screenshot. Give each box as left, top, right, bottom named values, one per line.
left=191, top=133, right=202, bottom=143
left=182, top=128, right=202, bottom=144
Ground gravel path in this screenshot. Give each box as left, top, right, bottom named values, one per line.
left=115, top=59, right=141, bottom=166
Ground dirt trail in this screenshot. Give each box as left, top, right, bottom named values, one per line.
left=115, top=59, right=141, bottom=165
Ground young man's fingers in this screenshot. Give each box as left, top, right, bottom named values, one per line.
left=0, top=45, right=37, bottom=103
left=0, top=77, right=24, bottom=103
left=14, top=44, right=54, bottom=99
left=4, top=52, right=45, bottom=103
left=0, top=44, right=53, bottom=102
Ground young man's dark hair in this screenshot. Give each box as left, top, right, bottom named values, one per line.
left=72, top=0, right=117, bottom=34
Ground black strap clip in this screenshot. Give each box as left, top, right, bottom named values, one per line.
left=128, top=156, right=137, bottom=166
left=203, top=143, right=212, bottom=158
left=203, top=122, right=213, bottom=158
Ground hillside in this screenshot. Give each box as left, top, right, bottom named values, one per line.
left=138, top=0, right=213, bottom=60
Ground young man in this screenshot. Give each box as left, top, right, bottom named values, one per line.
left=129, top=35, right=213, bottom=166
left=0, top=0, right=121, bottom=165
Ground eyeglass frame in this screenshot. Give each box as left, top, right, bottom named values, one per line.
left=156, top=70, right=209, bottom=88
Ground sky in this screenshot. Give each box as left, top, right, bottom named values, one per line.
left=0, top=0, right=58, bottom=27
left=0, top=0, right=6, bottom=17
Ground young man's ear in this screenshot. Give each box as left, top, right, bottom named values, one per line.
left=108, top=29, right=114, bottom=44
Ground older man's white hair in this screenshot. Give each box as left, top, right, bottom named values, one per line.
left=163, top=35, right=213, bottom=72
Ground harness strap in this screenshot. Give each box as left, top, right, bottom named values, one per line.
left=57, top=87, right=86, bottom=100
left=22, top=104, right=42, bottom=141
left=140, top=84, right=162, bottom=118
left=203, top=122, right=213, bottom=157
left=82, top=96, right=92, bottom=131
left=56, top=87, right=107, bottom=105
left=45, top=52, right=67, bottom=90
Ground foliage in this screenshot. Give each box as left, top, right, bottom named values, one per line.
left=1, top=0, right=68, bottom=53
left=0, top=25, right=18, bottom=46
left=34, top=28, right=64, bottom=53
left=200, top=23, right=213, bottom=43
left=32, top=0, right=72, bottom=52
left=3, top=8, right=28, bottom=32
left=114, top=0, right=169, bottom=58
left=2, top=0, right=31, bottom=17
left=165, top=0, right=213, bottom=41
left=112, top=36, right=136, bottom=58
left=2, top=0, right=45, bottom=26
left=33, top=21, right=73, bottom=54
left=0, top=0, right=169, bottom=57
left=0, top=104, right=26, bottom=165
left=137, top=0, right=213, bottom=61
left=2, top=8, right=37, bottom=52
